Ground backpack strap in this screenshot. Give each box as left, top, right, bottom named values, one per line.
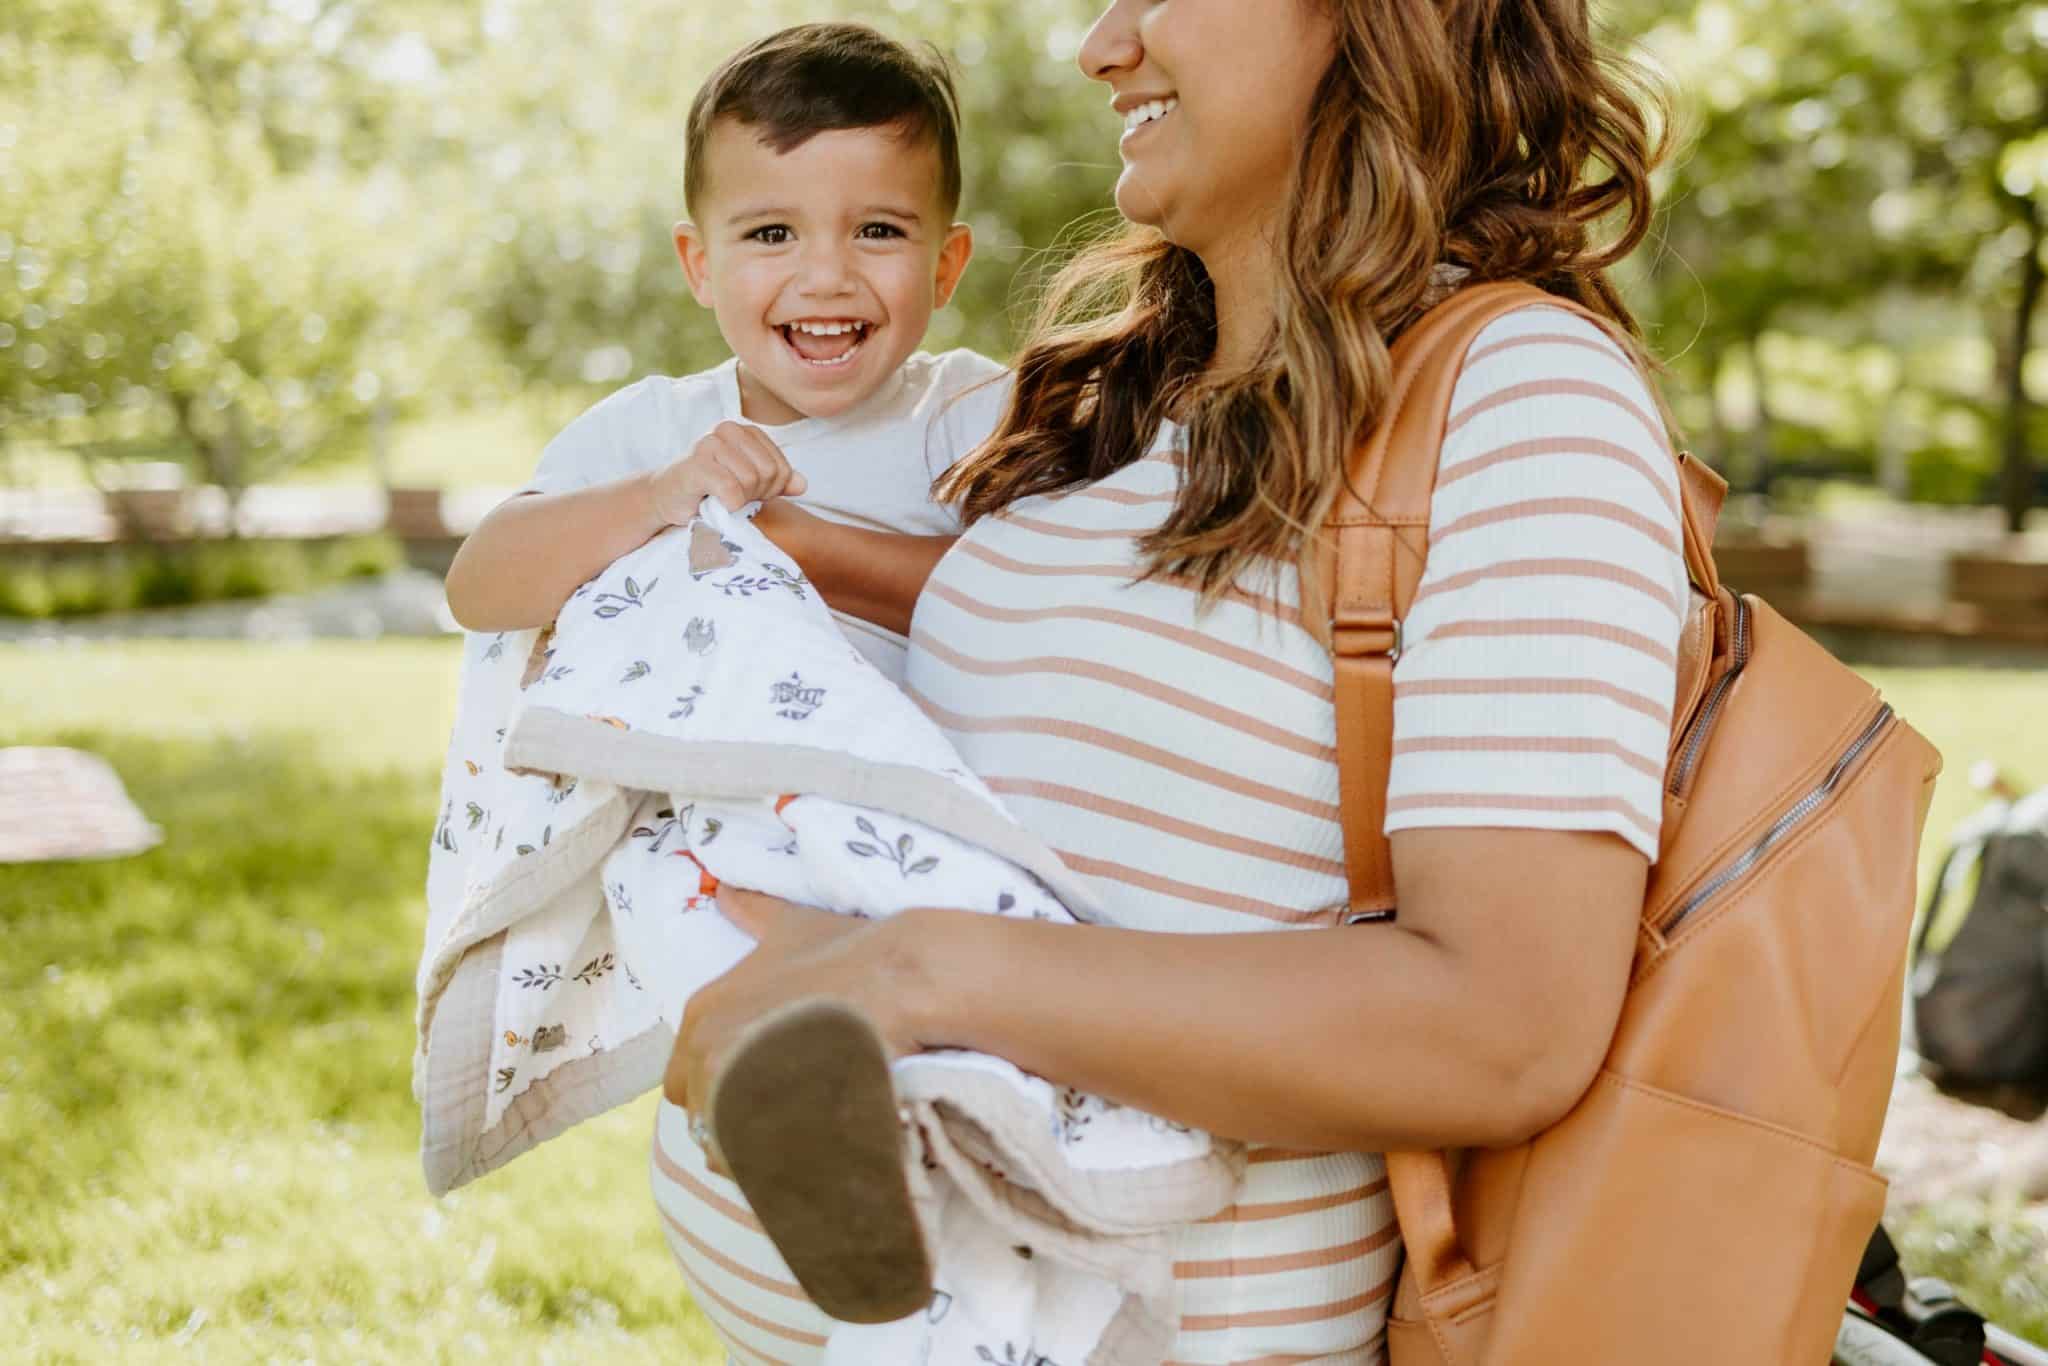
left=1320, top=279, right=1728, bottom=1304
left=1321, top=280, right=1726, bottom=916
left=1321, top=281, right=1562, bottom=918
left=1910, top=842, right=1967, bottom=965
left=1676, top=451, right=1727, bottom=597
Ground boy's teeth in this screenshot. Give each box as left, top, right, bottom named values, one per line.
left=782, top=321, right=869, bottom=367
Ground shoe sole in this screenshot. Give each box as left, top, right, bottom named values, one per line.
left=708, top=997, right=933, bottom=1324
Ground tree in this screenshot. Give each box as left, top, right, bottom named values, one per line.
left=1619, top=0, right=2046, bottom=526
left=428, top=0, right=1116, bottom=395
left=0, top=0, right=464, bottom=504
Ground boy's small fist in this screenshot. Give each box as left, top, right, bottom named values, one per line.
left=649, top=421, right=809, bottom=527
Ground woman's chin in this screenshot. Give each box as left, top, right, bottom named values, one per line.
left=1113, top=172, right=1172, bottom=233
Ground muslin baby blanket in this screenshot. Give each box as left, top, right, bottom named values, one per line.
left=415, top=499, right=1245, bottom=1364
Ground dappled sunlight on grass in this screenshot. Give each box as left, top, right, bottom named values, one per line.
left=0, top=640, right=463, bottom=772
left=1, top=644, right=718, bottom=1362
left=3, top=644, right=2046, bottom=1357
left=1857, top=668, right=2048, bottom=891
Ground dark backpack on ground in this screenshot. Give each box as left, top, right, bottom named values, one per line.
left=1911, top=790, right=2048, bottom=1101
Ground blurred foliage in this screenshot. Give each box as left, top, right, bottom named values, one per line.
left=0, top=532, right=403, bottom=617
left=0, top=643, right=724, bottom=1361
left=1615, top=0, right=2048, bottom=525
left=0, top=0, right=2044, bottom=522
left=0, top=0, right=1113, bottom=493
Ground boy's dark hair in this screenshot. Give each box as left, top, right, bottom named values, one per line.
left=685, top=23, right=963, bottom=217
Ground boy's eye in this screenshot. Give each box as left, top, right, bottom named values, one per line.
left=747, top=225, right=792, bottom=245
left=857, top=223, right=907, bottom=240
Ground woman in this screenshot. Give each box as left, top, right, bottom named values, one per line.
left=667, top=0, right=1685, bottom=1359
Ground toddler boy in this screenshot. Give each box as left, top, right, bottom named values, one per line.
left=446, top=22, right=1004, bottom=684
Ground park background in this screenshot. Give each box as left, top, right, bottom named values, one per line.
left=3, top=0, right=2048, bottom=1360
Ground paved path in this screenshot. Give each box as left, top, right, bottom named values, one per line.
left=0, top=568, right=457, bottom=643
left=0, top=485, right=511, bottom=541
left=5, top=484, right=2046, bottom=646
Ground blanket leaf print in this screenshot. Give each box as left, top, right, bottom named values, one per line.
left=416, top=498, right=1245, bottom=1366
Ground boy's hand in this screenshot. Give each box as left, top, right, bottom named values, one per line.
left=647, top=422, right=809, bottom=527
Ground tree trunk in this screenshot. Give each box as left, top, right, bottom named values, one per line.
left=1749, top=336, right=1777, bottom=498
left=1999, top=197, right=2044, bottom=536
left=171, top=393, right=246, bottom=538
left=1877, top=388, right=1911, bottom=499
left=1705, top=347, right=1734, bottom=475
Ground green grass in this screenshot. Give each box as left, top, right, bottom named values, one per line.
left=1869, top=668, right=2048, bottom=892
left=1869, top=668, right=2048, bottom=1347
left=1, top=645, right=2044, bottom=1360
left=0, top=642, right=721, bottom=1364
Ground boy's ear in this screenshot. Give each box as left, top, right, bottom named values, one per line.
left=674, top=222, right=714, bottom=308
left=933, top=222, right=974, bottom=310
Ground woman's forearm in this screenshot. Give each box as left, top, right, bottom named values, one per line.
left=896, top=910, right=1571, bottom=1154
left=755, top=501, right=955, bottom=636
left=445, top=476, right=666, bottom=631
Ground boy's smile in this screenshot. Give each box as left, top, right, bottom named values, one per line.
left=677, top=122, right=974, bottom=426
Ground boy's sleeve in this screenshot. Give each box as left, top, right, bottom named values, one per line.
left=521, top=378, right=667, bottom=496
left=925, top=350, right=1014, bottom=483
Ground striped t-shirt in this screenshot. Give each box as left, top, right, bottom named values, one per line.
left=901, top=304, right=1687, bottom=1363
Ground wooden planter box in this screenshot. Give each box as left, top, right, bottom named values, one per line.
left=1950, top=548, right=2048, bottom=624
left=103, top=487, right=194, bottom=542
left=1712, top=537, right=1810, bottom=609
left=384, top=486, right=448, bottom=539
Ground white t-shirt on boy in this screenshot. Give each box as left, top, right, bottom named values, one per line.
left=525, top=349, right=1010, bottom=683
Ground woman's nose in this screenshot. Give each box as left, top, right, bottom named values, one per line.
left=1077, top=0, right=1142, bottom=82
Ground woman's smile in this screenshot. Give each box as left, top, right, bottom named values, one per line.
left=1119, top=94, right=1180, bottom=149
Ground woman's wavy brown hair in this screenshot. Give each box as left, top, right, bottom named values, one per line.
left=934, top=0, right=1672, bottom=633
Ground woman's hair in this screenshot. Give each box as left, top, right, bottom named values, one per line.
left=934, top=0, right=1671, bottom=632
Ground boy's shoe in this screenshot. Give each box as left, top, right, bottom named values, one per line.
left=707, top=996, right=933, bottom=1324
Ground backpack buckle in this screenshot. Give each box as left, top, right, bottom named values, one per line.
left=1332, top=609, right=1402, bottom=662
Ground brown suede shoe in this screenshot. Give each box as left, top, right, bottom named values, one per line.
left=707, top=997, right=933, bottom=1324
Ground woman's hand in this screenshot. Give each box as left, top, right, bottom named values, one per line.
left=663, top=888, right=946, bottom=1168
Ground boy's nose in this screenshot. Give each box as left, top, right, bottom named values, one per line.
left=794, top=242, right=857, bottom=296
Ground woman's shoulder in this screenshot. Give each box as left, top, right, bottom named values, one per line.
left=1452, top=302, right=1650, bottom=398
left=1438, top=300, right=1679, bottom=513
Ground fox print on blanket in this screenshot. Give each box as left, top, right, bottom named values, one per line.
left=415, top=498, right=1245, bottom=1363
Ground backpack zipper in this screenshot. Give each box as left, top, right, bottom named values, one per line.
left=1657, top=703, right=1897, bottom=939
left=1667, top=595, right=1752, bottom=797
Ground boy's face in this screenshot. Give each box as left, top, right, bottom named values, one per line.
left=677, top=119, right=973, bottom=425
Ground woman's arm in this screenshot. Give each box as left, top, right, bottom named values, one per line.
left=688, top=826, right=1644, bottom=1154
left=753, top=499, right=957, bottom=637
left=910, top=828, right=1643, bottom=1151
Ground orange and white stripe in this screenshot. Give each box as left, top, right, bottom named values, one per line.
left=650, top=1102, right=835, bottom=1364
left=898, top=303, right=1684, bottom=1362
left=1387, top=306, right=1686, bottom=856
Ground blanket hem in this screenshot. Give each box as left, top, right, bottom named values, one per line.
left=506, top=711, right=1107, bottom=924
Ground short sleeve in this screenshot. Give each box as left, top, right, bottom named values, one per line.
left=923, top=349, right=1013, bottom=483
left=1384, top=306, right=1690, bottom=861
left=522, top=377, right=676, bottom=496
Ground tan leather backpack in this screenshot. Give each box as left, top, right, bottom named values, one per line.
left=1324, top=282, right=1944, bottom=1365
